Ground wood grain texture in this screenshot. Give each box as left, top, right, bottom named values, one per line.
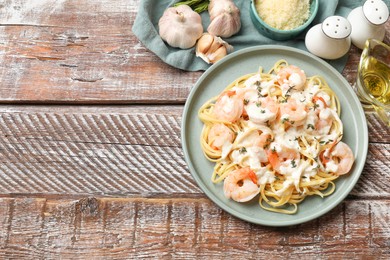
left=0, top=0, right=199, bottom=104
left=0, top=0, right=388, bottom=258
left=0, top=0, right=388, bottom=103
left=0, top=105, right=388, bottom=198
left=0, top=197, right=389, bottom=259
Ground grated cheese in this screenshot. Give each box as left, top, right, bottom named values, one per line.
left=255, top=0, right=310, bottom=30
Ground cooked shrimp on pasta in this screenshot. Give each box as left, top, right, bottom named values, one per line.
left=198, top=60, right=355, bottom=214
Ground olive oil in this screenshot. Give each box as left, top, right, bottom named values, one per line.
left=359, top=56, right=390, bottom=106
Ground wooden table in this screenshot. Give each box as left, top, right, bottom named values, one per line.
left=0, top=0, right=389, bottom=258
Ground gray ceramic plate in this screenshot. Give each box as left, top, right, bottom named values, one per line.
left=181, top=46, right=368, bottom=226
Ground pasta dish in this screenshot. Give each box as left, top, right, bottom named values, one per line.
left=198, top=60, right=355, bottom=214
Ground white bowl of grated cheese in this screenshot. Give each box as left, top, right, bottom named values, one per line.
left=250, top=0, right=319, bottom=41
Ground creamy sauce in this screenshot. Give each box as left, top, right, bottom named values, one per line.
left=325, top=160, right=339, bottom=173
left=211, top=66, right=348, bottom=199
left=257, top=167, right=275, bottom=185
left=246, top=102, right=276, bottom=123
left=231, top=146, right=267, bottom=170
left=221, top=142, right=232, bottom=159
left=233, top=75, right=339, bottom=196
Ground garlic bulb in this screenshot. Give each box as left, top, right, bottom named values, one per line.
left=196, top=33, right=233, bottom=64
left=207, top=0, right=241, bottom=38
left=158, top=5, right=203, bottom=49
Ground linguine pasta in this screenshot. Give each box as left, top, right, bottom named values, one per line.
left=198, top=60, right=354, bottom=214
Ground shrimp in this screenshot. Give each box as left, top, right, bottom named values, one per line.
left=314, top=108, right=337, bottom=135
left=224, top=167, right=260, bottom=202
left=315, top=117, right=332, bottom=135
left=277, top=65, right=307, bottom=90
left=254, top=132, right=271, bottom=149
left=280, top=98, right=307, bottom=126
left=214, top=90, right=244, bottom=122
left=208, top=123, right=235, bottom=150
left=322, top=141, right=354, bottom=175
left=236, top=129, right=271, bottom=150
left=312, top=96, right=328, bottom=110
left=246, top=96, right=279, bottom=124
left=267, top=147, right=300, bottom=172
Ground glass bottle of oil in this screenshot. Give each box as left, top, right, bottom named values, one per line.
left=358, top=56, right=390, bottom=106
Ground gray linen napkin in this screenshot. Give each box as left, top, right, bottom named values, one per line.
left=132, top=0, right=389, bottom=72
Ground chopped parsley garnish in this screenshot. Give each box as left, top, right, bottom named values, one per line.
left=256, top=101, right=261, bottom=107
left=307, top=124, right=315, bottom=130
left=263, top=137, right=273, bottom=149
left=239, top=147, right=247, bottom=154
left=291, top=159, right=297, bottom=168
left=261, top=109, right=266, bottom=114
left=284, top=86, right=295, bottom=99
left=320, top=139, right=334, bottom=145
left=256, top=84, right=265, bottom=98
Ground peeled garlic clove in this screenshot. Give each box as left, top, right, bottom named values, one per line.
left=196, top=33, right=214, bottom=54
left=208, top=46, right=227, bottom=63
left=213, top=35, right=234, bottom=53
left=158, top=5, right=203, bottom=49
left=206, top=36, right=224, bottom=54
left=196, top=34, right=214, bottom=63
left=207, top=0, right=241, bottom=38
left=196, top=33, right=232, bottom=64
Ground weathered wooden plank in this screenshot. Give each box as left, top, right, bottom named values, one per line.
left=0, top=105, right=388, bottom=198
left=0, top=0, right=199, bottom=104
left=0, top=0, right=388, bottom=103
left=0, top=198, right=389, bottom=258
